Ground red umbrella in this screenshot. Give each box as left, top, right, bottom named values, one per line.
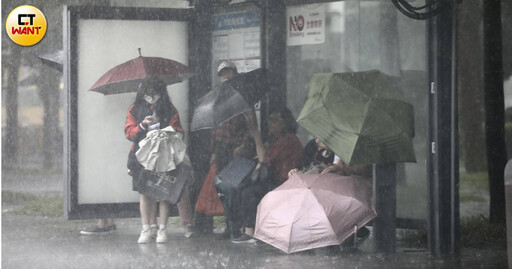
left=254, top=173, right=376, bottom=254
left=89, top=48, right=195, bottom=95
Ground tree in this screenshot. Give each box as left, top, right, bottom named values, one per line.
left=37, top=68, right=61, bottom=169
left=458, top=0, right=487, bottom=172
left=2, top=46, right=21, bottom=167
left=483, top=0, right=506, bottom=224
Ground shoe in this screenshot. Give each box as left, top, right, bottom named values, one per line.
left=356, top=227, right=370, bottom=244
left=341, top=227, right=371, bottom=248
left=184, top=224, right=194, bottom=238
left=184, top=231, right=194, bottom=238
left=231, top=233, right=256, bottom=244
left=156, top=229, right=168, bottom=243
left=254, top=239, right=266, bottom=246
left=138, top=228, right=152, bottom=244
left=80, top=224, right=116, bottom=235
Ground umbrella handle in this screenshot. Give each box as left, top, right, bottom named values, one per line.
left=138, top=48, right=142, bottom=57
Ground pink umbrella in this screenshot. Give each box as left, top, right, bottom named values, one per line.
left=253, top=173, right=376, bottom=254
left=89, top=48, right=195, bottom=95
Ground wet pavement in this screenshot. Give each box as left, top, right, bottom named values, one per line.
left=2, top=170, right=508, bottom=268
left=2, top=213, right=508, bottom=269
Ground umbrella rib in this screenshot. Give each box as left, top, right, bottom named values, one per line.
left=287, top=191, right=308, bottom=252
left=302, top=189, right=335, bottom=244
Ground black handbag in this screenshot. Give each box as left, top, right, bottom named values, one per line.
left=215, top=157, right=256, bottom=191
left=137, top=163, right=192, bottom=204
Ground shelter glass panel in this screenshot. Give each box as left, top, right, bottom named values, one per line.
left=76, top=19, right=189, bottom=204
left=211, top=9, right=261, bottom=86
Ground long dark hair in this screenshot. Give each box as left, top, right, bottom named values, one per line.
left=270, top=107, right=298, bottom=134
left=133, top=79, right=174, bottom=124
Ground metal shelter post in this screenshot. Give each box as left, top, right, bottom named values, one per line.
left=261, top=0, right=287, bottom=136
left=373, top=163, right=397, bottom=252
left=427, top=0, right=460, bottom=256
left=189, top=0, right=214, bottom=233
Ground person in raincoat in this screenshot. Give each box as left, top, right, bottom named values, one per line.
left=231, top=107, right=303, bottom=243
left=125, top=78, right=193, bottom=243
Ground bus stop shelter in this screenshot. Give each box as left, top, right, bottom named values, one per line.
left=63, top=0, right=458, bottom=257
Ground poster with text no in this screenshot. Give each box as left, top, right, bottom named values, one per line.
left=287, top=4, right=325, bottom=46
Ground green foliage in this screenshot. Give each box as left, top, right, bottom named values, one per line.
left=3, top=191, right=63, bottom=218
left=460, top=172, right=489, bottom=191
left=459, top=192, right=487, bottom=202
left=505, top=108, right=512, bottom=123
left=459, top=172, right=489, bottom=202
left=400, top=229, right=427, bottom=248
left=400, top=215, right=506, bottom=249
left=213, top=216, right=226, bottom=228
left=460, top=215, right=506, bottom=248
left=2, top=167, right=63, bottom=175
left=167, top=217, right=181, bottom=227
left=2, top=191, right=38, bottom=205
left=17, top=194, right=63, bottom=218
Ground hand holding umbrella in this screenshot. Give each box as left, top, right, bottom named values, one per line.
left=297, top=70, right=416, bottom=165
left=190, top=68, right=269, bottom=131
left=254, top=173, right=377, bottom=253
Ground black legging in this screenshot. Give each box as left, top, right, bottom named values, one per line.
left=239, top=179, right=282, bottom=228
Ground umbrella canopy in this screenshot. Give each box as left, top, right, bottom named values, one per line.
left=254, top=173, right=376, bottom=254
left=89, top=49, right=195, bottom=95
left=297, top=70, right=416, bottom=165
left=190, top=68, right=269, bottom=131
left=37, top=50, right=63, bottom=72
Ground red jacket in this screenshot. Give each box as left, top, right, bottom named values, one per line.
left=125, top=103, right=183, bottom=142
left=263, top=133, right=303, bottom=181
left=124, top=101, right=184, bottom=174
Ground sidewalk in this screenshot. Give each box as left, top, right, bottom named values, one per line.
left=2, top=169, right=508, bottom=268
left=2, top=213, right=507, bottom=269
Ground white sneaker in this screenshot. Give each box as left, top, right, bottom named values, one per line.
left=156, top=229, right=168, bottom=243
left=138, top=229, right=152, bottom=244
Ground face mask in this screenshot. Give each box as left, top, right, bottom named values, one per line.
left=144, top=94, right=160, bottom=104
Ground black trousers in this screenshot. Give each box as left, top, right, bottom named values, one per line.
left=239, top=179, right=282, bottom=228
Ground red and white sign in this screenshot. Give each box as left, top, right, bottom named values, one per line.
left=287, top=4, right=325, bottom=46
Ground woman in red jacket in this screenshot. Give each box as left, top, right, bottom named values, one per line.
left=125, top=79, right=191, bottom=244
left=232, top=107, right=304, bottom=243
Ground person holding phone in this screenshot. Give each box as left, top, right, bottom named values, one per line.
left=125, top=78, right=193, bottom=243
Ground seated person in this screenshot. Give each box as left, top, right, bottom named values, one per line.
left=288, top=138, right=335, bottom=177
left=231, top=108, right=303, bottom=244
left=290, top=139, right=372, bottom=248
left=322, top=155, right=372, bottom=248
left=321, top=155, right=372, bottom=177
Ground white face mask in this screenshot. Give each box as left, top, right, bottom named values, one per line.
left=144, top=94, right=160, bottom=104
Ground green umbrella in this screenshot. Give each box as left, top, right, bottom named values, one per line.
left=297, top=70, right=416, bottom=165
